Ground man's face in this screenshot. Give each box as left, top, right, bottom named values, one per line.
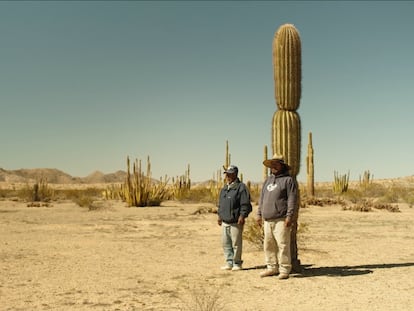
left=225, top=172, right=237, bottom=183
left=270, top=161, right=283, bottom=174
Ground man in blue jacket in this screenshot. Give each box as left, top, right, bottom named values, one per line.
left=218, top=165, right=252, bottom=271
left=257, top=154, right=298, bottom=279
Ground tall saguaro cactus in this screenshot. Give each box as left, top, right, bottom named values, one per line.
left=307, top=132, right=315, bottom=197
left=225, top=140, right=230, bottom=169
left=272, top=23, right=302, bottom=271
left=263, top=145, right=268, bottom=181
left=272, top=110, right=301, bottom=177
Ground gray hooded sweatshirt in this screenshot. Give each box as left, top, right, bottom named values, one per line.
left=257, top=172, right=298, bottom=220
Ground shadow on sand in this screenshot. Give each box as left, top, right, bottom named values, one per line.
left=294, top=262, right=414, bottom=278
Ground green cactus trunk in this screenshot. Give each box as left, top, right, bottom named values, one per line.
left=272, top=23, right=302, bottom=272
left=225, top=140, right=230, bottom=169
left=272, top=110, right=301, bottom=177
left=273, top=24, right=302, bottom=111
left=263, top=145, right=268, bottom=181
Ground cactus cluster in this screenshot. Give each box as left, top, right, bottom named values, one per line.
left=359, top=170, right=373, bottom=190
left=333, top=170, right=350, bottom=194
left=32, top=176, right=54, bottom=202
left=122, top=156, right=170, bottom=207
left=171, top=164, right=191, bottom=199
left=210, top=169, right=224, bottom=205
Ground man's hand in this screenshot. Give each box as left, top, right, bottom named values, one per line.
left=256, top=217, right=263, bottom=227
left=285, top=216, right=293, bottom=227
left=237, top=216, right=245, bottom=225
left=217, top=218, right=222, bottom=226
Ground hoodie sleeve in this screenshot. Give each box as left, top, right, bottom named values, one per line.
left=286, top=177, right=298, bottom=217
left=257, top=180, right=266, bottom=219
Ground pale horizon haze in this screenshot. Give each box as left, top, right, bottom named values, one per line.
left=2, top=1, right=414, bottom=183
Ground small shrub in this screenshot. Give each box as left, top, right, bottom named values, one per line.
left=87, top=200, right=113, bottom=211
left=303, top=196, right=346, bottom=207
left=372, top=202, right=400, bottom=212
left=192, top=205, right=217, bottom=215
left=179, top=286, right=226, bottom=311
left=73, top=195, right=94, bottom=208
left=248, top=182, right=261, bottom=205
left=297, top=221, right=309, bottom=234
left=57, top=188, right=102, bottom=208
left=343, top=199, right=372, bottom=212
left=342, top=199, right=400, bottom=213
left=176, top=187, right=217, bottom=204
left=1, top=188, right=21, bottom=200
left=27, top=202, right=52, bottom=208
left=243, top=216, right=263, bottom=250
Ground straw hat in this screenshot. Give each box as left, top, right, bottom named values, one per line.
left=263, top=154, right=290, bottom=169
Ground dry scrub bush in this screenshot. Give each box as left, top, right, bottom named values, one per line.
left=179, top=286, right=226, bottom=311
left=0, top=188, right=19, bottom=200
left=56, top=188, right=103, bottom=208
left=175, top=187, right=217, bottom=204
left=302, top=180, right=413, bottom=212
left=248, top=183, right=261, bottom=205
left=27, top=202, right=52, bottom=208
left=243, top=216, right=264, bottom=250
left=243, top=215, right=309, bottom=250
left=343, top=183, right=410, bottom=209
left=302, top=196, right=346, bottom=208
left=342, top=199, right=400, bottom=212
left=17, top=178, right=54, bottom=203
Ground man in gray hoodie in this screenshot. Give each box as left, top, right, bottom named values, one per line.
left=257, top=154, right=298, bottom=279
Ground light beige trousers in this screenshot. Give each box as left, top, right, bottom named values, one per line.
left=263, top=218, right=292, bottom=274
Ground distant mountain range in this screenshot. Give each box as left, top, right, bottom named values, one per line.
left=2, top=167, right=413, bottom=187
left=0, top=168, right=127, bottom=184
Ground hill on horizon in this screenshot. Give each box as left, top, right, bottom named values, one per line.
left=0, top=168, right=126, bottom=184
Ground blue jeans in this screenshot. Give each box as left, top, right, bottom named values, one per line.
left=222, top=222, right=244, bottom=267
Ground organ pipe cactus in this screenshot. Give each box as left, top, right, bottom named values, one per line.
left=272, top=23, right=302, bottom=271
left=123, top=156, right=170, bottom=207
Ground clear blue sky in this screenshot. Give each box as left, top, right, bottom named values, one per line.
left=1, top=1, right=413, bottom=183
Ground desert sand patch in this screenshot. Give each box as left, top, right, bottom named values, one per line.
left=0, top=200, right=413, bottom=311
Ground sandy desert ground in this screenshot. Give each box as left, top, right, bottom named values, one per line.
left=0, top=199, right=413, bottom=311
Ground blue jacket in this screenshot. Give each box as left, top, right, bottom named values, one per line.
left=218, top=179, right=252, bottom=224
left=258, top=172, right=298, bottom=220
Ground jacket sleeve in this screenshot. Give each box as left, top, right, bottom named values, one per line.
left=217, top=187, right=224, bottom=219
left=257, top=181, right=266, bottom=219
left=286, top=177, right=298, bottom=217
left=239, top=184, right=252, bottom=218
